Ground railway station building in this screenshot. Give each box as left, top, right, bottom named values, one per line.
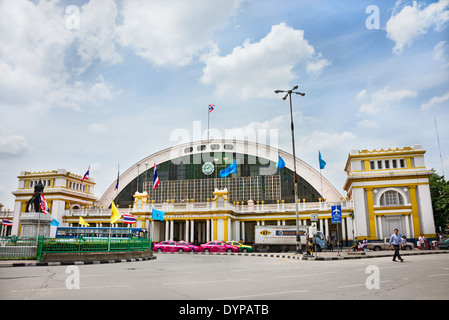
left=6, top=140, right=436, bottom=245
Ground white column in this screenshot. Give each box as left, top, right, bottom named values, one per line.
left=241, top=221, right=245, bottom=242
left=185, top=220, right=189, bottom=242
left=346, top=216, right=353, bottom=240
left=319, top=219, right=324, bottom=233
left=324, top=218, right=329, bottom=238
left=151, top=220, right=154, bottom=242
left=227, top=218, right=231, bottom=241
left=206, top=220, right=210, bottom=242
left=190, top=220, right=194, bottom=243
left=378, top=215, right=384, bottom=240
left=170, top=220, right=174, bottom=240
left=405, top=214, right=411, bottom=239
left=165, top=220, right=169, bottom=240
left=342, top=217, right=346, bottom=242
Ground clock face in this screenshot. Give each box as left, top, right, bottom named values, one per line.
left=202, top=162, right=215, bottom=175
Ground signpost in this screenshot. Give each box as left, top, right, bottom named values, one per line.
left=331, top=205, right=342, bottom=256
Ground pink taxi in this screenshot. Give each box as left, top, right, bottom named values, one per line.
left=153, top=240, right=192, bottom=253
left=177, top=241, right=200, bottom=252
left=199, top=240, right=239, bottom=253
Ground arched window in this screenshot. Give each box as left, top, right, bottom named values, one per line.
left=379, top=190, right=404, bottom=206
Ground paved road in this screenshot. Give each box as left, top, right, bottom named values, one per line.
left=1, top=253, right=448, bottom=301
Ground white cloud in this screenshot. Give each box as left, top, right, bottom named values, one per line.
left=0, top=127, right=28, bottom=158
left=116, top=0, right=243, bottom=66
left=0, top=0, right=116, bottom=112
left=76, top=0, right=122, bottom=74
left=357, top=86, right=418, bottom=115
left=357, top=120, right=378, bottom=128
left=386, top=0, right=449, bottom=54
left=298, top=131, right=357, bottom=154
left=200, top=23, right=330, bottom=99
left=433, top=40, right=449, bottom=68
left=421, top=91, right=449, bottom=110
left=88, top=123, right=108, bottom=135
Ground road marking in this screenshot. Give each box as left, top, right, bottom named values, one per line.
left=162, top=278, right=251, bottom=286
left=426, top=273, right=449, bottom=277
left=213, top=290, right=309, bottom=300
left=338, top=280, right=393, bottom=289
left=10, top=285, right=131, bottom=292
left=276, top=271, right=338, bottom=278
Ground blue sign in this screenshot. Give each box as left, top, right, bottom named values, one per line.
left=331, top=205, right=342, bottom=224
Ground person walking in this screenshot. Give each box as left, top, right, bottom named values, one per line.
left=389, top=228, right=404, bottom=262
left=419, top=234, right=425, bottom=250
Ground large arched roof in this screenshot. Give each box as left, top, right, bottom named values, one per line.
left=98, top=140, right=342, bottom=207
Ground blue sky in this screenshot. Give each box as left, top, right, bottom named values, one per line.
left=0, top=0, right=448, bottom=209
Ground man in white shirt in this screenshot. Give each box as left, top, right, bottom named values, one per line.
left=389, top=228, right=404, bottom=262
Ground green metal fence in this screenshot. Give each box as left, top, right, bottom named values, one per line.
left=1, top=236, right=152, bottom=261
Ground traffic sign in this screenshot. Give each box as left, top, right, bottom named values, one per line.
left=331, top=205, right=342, bottom=224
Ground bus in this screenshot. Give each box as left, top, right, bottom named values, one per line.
left=55, top=227, right=146, bottom=239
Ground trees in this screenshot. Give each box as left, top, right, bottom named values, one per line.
left=429, top=170, right=449, bottom=234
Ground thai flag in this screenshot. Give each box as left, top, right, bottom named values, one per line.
left=40, top=194, right=50, bottom=214
left=208, top=104, right=215, bottom=112
left=123, top=213, right=136, bottom=224
left=81, top=166, right=90, bottom=183
left=2, top=219, right=13, bottom=226
left=114, top=167, right=119, bottom=191
left=153, top=163, right=160, bottom=190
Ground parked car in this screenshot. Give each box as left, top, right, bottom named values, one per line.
left=226, top=240, right=254, bottom=253
left=366, top=237, right=414, bottom=251
left=177, top=241, right=200, bottom=252
left=199, top=241, right=240, bottom=253
left=436, top=238, right=449, bottom=250
left=153, top=240, right=192, bottom=253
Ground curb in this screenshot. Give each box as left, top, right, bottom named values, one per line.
left=0, top=256, right=157, bottom=268
left=155, top=250, right=449, bottom=261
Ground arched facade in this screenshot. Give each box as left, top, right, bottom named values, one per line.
left=99, top=140, right=342, bottom=208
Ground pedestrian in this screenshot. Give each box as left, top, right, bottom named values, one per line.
left=352, top=238, right=358, bottom=252
left=305, top=231, right=310, bottom=255
left=419, top=234, right=425, bottom=250
left=389, top=228, right=404, bottom=262
left=361, top=238, right=367, bottom=252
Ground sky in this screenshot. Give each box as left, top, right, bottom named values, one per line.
left=0, top=0, right=448, bottom=210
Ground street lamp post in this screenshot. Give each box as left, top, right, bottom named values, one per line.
left=275, top=85, right=305, bottom=254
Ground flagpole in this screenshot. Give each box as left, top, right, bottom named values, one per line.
left=207, top=104, right=210, bottom=141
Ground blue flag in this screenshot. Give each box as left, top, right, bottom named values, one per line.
left=152, top=208, right=165, bottom=221
left=50, top=219, right=59, bottom=226
left=319, top=151, right=326, bottom=170
left=276, top=155, right=286, bottom=170
left=219, top=159, right=237, bottom=178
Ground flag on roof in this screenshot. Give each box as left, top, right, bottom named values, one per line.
left=124, top=213, right=137, bottom=224
left=208, top=104, right=215, bottom=112
left=153, top=163, right=160, bottom=190
left=2, top=219, right=13, bottom=226
left=40, top=194, right=50, bottom=214
left=276, top=155, right=286, bottom=170
left=81, top=166, right=90, bottom=183
left=319, top=151, right=326, bottom=170
left=114, top=165, right=120, bottom=191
